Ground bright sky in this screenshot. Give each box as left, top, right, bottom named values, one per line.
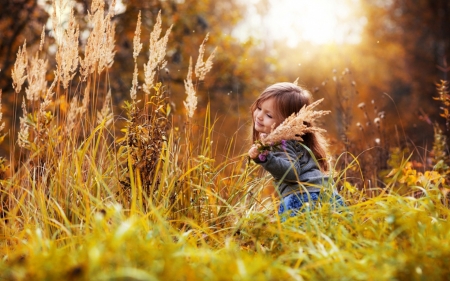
left=234, top=0, right=366, bottom=46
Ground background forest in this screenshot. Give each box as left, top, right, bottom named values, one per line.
left=1, top=0, right=449, bottom=181
left=1, top=0, right=450, bottom=280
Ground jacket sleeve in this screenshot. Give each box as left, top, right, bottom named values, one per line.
left=254, top=142, right=306, bottom=182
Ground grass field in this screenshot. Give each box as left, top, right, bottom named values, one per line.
left=1, top=1, right=450, bottom=280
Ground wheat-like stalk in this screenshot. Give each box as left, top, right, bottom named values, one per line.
left=65, top=95, right=79, bottom=136
left=18, top=98, right=29, bottom=148
left=55, top=9, right=79, bottom=89
left=133, top=11, right=143, bottom=61
left=143, top=11, right=172, bottom=94
left=97, top=90, right=113, bottom=127
left=130, top=11, right=142, bottom=100
left=79, top=0, right=115, bottom=78
left=261, top=98, right=330, bottom=146
left=11, top=41, right=28, bottom=94
left=26, top=54, right=48, bottom=101
left=184, top=57, right=196, bottom=118
left=195, top=33, right=217, bottom=81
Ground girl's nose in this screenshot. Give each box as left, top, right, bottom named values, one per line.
left=256, top=111, right=263, bottom=120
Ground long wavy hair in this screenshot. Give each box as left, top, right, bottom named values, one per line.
left=250, top=82, right=330, bottom=172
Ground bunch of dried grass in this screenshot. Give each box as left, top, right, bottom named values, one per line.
left=183, top=33, right=217, bottom=118
left=143, top=11, right=172, bottom=94
left=259, top=98, right=330, bottom=148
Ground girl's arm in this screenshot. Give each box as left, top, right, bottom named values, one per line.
left=255, top=142, right=312, bottom=182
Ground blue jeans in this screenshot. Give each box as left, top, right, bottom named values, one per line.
left=278, top=191, right=345, bottom=218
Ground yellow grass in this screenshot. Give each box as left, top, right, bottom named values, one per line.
left=1, top=1, right=450, bottom=280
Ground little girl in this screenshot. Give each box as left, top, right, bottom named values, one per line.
left=248, top=82, right=344, bottom=218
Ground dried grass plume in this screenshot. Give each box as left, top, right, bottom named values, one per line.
left=143, top=11, right=172, bottom=94
left=261, top=98, right=330, bottom=145
left=195, top=33, right=217, bottom=81
left=184, top=57, right=196, bottom=118
left=12, top=41, right=28, bottom=94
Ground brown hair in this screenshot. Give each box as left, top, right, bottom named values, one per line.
left=250, top=82, right=330, bottom=171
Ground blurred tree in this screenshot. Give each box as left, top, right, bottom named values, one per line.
left=0, top=0, right=49, bottom=93
left=358, top=0, right=450, bottom=142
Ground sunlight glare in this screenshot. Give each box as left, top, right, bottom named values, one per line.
left=237, top=0, right=364, bottom=46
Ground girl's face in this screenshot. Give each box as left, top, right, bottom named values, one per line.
left=253, top=97, right=283, bottom=135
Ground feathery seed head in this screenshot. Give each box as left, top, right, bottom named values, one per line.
left=184, top=57, right=197, bottom=118
left=26, top=56, right=48, bottom=101
left=56, top=10, right=79, bottom=89
left=130, top=64, right=139, bottom=100
left=12, top=41, right=28, bottom=94
left=133, top=11, right=143, bottom=61
left=39, top=25, right=46, bottom=52
left=195, top=33, right=217, bottom=81
left=97, top=90, right=113, bottom=127
left=143, top=11, right=172, bottom=94
left=18, top=98, right=29, bottom=148
left=260, top=98, right=330, bottom=146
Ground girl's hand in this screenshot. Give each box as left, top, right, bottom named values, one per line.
left=248, top=145, right=259, bottom=159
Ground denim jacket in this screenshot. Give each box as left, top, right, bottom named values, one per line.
left=253, top=140, right=330, bottom=197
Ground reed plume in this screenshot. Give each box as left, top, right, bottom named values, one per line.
left=195, top=33, right=217, bottom=81
left=143, top=11, right=172, bottom=94
left=130, top=11, right=142, bottom=100
left=184, top=57, right=196, bottom=118
left=97, top=90, right=113, bottom=127
left=79, top=0, right=116, bottom=78
left=55, top=9, right=79, bottom=89
left=26, top=54, right=48, bottom=101
left=11, top=41, right=27, bottom=94
left=260, top=98, right=330, bottom=147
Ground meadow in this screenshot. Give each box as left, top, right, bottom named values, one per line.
left=1, top=1, right=450, bottom=280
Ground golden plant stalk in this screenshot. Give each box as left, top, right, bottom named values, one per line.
left=130, top=11, right=143, bottom=100
left=26, top=54, right=48, bottom=101
left=0, top=90, right=4, bottom=133
left=97, top=90, right=113, bottom=127
left=11, top=41, right=27, bottom=94
left=184, top=57, right=196, bottom=118
left=260, top=98, right=330, bottom=146
left=183, top=33, right=217, bottom=118
left=18, top=98, right=29, bottom=148
left=195, top=33, right=217, bottom=81
left=79, top=0, right=115, bottom=78
left=143, top=11, right=173, bottom=94
left=54, top=9, right=79, bottom=89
